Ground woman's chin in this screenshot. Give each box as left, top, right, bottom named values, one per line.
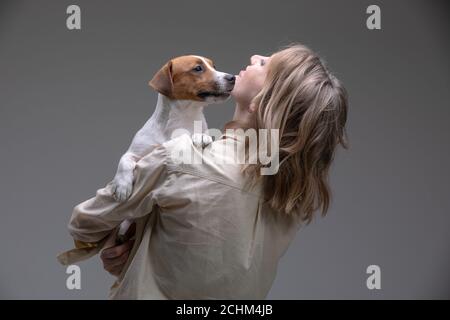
left=230, top=89, right=238, bottom=100
left=230, top=79, right=240, bottom=98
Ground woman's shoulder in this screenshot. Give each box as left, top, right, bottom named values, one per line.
left=161, top=133, right=259, bottom=194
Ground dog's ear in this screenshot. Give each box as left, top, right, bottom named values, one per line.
left=149, top=61, right=174, bottom=98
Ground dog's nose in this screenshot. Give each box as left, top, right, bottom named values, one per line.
left=225, top=74, right=236, bottom=84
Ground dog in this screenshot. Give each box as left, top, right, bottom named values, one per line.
left=109, top=55, right=235, bottom=240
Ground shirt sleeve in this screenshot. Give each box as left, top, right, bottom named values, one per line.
left=68, top=144, right=168, bottom=244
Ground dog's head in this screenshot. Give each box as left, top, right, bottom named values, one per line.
left=149, top=55, right=235, bottom=103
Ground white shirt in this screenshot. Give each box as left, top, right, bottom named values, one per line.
left=59, top=132, right=302, bottom=299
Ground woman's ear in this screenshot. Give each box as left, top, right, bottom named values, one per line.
left=149, top=61, right=173, bottom=98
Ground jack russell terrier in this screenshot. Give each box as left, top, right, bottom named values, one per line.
left=109, top=55, right=235, bottom=241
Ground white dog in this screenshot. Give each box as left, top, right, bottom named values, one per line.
left=109, top=55, right=235, bottom=240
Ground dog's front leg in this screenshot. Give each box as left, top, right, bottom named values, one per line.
left=110, top=152, right=137, bottom=202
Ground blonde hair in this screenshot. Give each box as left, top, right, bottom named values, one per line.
left=243, top=43, right=349, bottom=223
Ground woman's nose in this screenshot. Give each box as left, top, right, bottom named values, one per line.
left=250, top=55, right=259, bottom=65
left=250, top=54, right=269, bottom=65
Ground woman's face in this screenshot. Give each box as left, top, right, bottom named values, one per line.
left=231, top=54, right=271, bottom=106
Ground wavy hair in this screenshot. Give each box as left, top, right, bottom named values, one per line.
left=243, top=43, right=349, bottom=223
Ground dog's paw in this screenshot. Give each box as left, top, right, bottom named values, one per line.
left=110, top=179, right=133, bottom=202
left=192, top=133, right=213, bottom=149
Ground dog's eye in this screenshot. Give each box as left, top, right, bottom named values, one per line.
left=193, top=65, right=203, bottom=72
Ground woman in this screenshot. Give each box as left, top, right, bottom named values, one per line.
left=68, top=43, right=348, bottom=299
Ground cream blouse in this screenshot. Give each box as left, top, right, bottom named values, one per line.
left=57, top=132, right=302, bottom=299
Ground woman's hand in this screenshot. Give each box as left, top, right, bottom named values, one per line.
left=100, top=223, right=136, bottom=277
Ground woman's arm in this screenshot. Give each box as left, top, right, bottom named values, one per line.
left=68, top=144, right=167, bottom=243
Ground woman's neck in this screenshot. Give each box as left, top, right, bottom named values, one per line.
left=224, top=103, right=256, bottom=131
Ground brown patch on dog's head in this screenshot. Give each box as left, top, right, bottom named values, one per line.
left=149, top=55, right=225, bottom=101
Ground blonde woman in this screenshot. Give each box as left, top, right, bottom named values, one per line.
left=65, top=44, right=348, bottom=299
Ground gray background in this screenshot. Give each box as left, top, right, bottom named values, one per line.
left=0, top=0, right=449, bottom=299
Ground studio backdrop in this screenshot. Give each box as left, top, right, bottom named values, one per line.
left=0, top=0, right=449, bottom=299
